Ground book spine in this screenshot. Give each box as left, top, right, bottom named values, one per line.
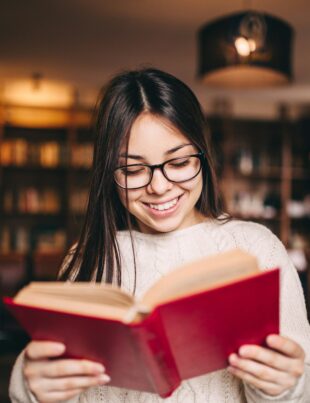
left=130, top=310, right=180, bottom=398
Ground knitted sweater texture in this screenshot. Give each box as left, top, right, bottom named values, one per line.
left=9, top=219, right=310, bottom=402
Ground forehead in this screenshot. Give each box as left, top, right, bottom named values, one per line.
left=125, top=113, right=190, bottom=153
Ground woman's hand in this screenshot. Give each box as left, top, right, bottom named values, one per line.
left=24, top=341, right=111, bottom=403
left=227, top=334, right=305, bottom=397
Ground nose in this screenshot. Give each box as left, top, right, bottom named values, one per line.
left=146, top=167, right=173, bottom=194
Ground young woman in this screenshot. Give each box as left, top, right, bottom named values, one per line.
left=10, top=68, right=310, bottom=402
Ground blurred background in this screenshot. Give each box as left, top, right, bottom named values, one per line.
left=0, top=1, right=309, bottom=400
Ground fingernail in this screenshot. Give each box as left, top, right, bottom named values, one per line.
left=98, top=374, right=111, bottom=384
left=94, top=364, right=105, bottom=374
left=239, top=346, right=248, bottom=356
left=267, top=334, right=278, bottom=344
left=229, top=353, right=237, bottom=363
left=55, top=344, right=66, bottom=353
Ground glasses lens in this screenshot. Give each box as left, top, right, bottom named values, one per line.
left=164, top=156, right=201, bottom=182
left=114, top=165, right=151, bottom=189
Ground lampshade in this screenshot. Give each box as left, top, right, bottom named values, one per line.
left=198, top=11, right=294, bottom=87
left=3, top=78, right=74, bottom=108
left=0, top=76, right=82, bottom=127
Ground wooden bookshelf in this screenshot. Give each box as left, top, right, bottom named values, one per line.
left=208, top=109, right=310, bottom=314
left=0, top=104, right=93, bottom=285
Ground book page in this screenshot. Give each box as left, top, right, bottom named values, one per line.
left=14, top=293, right=129, bottom=321
left=16, top=282, right=134, bottom=309
left=140, top=249, right=259, bottom=310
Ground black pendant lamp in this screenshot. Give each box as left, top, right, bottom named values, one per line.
left=198, top=11, right=294, bottom=87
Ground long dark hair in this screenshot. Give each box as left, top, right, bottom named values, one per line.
left=59, top=68, right=226, bottom=290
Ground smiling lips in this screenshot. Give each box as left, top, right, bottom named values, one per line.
left=144, top=196, right=181, bottom=212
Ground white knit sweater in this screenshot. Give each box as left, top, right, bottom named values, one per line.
left=9, top=219, right=310, bottom=402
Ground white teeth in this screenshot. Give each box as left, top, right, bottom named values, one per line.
left=149, top=197, right=178, bottom=211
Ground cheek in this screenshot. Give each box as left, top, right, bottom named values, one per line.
left=180, top=173, right=203, bottom=194
left=118, top=189, right=144, bottom=211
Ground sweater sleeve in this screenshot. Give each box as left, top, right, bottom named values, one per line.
left=244, top=231, right=310, bottom=402
left=9, top=246, right=81, bottom=403
left=9, top=350, right=38, bottom=403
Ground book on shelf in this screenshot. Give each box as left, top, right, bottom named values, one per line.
left=39, top=142, right=60, bottom=167
left=0, top=139, right=67, bottom=167
left=4, top=249, right=279, bottom=397
left=71, top=143, right=93, bottom=168
left=5, top=187, right=61, bottom=214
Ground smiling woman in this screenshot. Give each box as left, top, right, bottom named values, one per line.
left=57, top=68, right=224, bottom=284
left=9, top=68, right=310, bottom=403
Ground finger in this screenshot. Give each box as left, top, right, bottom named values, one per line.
left=238, top=344, right=293, bottom=371
left=25, top=359, right=105, bottom=378
left=43, top=374, right=111, bottom=392
left=34, top=388, right=84, bottom=403
left=228, top=353, right=294, bottom=387
left=25, top=341, right=65, bottom=360
left=266, top=335, right=305, bottom=359
left=227, top=366, right=285, bottom=396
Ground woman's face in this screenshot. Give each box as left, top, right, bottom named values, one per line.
left=116, top=112, right=205, bottom=234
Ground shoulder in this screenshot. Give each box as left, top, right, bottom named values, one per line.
left=217, top=219, right=285, bottom=270
left=220, top=218, right=274, bottom=243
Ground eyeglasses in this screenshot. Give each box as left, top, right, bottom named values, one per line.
left=114, top=152, right=204, bottom=189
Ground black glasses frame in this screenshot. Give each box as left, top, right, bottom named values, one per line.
left=114, top=151, right=205, bottom=189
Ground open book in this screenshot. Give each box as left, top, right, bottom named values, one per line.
left=4, top=249, right=279, bottom=397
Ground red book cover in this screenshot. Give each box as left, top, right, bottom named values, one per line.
left=4, top=268, right=279, bottom=398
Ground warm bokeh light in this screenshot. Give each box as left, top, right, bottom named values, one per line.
left=234, top=36, right=257, bottom=57
left=0, top=105, right=92, bottom=128
left=3, top=79, right=74, bottom=108
left=0, top=78, right=93, bottom=127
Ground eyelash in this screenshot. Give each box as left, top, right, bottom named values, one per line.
left=120, top=167, right=145, bottom=176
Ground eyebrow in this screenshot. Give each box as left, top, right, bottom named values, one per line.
left=119, top=143, right=193, bottom=160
